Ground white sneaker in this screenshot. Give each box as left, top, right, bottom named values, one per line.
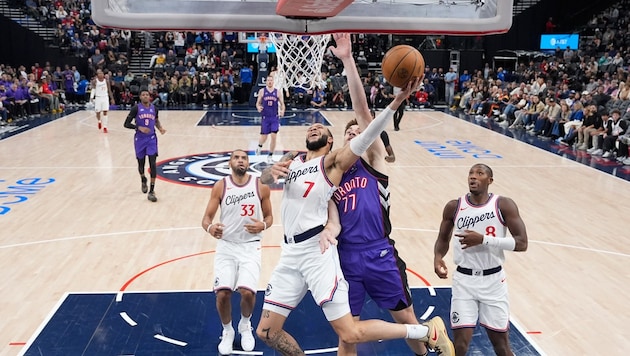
left=255, top=147, right=261, bottom=156
left=602, top=151, right=612, bottom=158
left=267, top=155, right=274, bottom=163
left=218, top=328, right=235, bottom=355
left=623, top=158, right=630, bottom=165
left=591, top=148, right=603, bottom=156
left=238, top=321, right=255, bottom=352
left=587, top=147, right=596, bottom=153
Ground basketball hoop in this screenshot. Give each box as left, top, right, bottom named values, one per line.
left=268, top=33, right=331, bottom=90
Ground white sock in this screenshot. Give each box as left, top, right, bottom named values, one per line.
left=405, top=324, right=429, bottom=339
left=223, top=322, right=234, bottom=332
left=102, top=114, right=108, bottom=128
left=239, top=314, right=251, bottom=326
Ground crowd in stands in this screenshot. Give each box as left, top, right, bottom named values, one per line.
left=3, top=0, right=630, bottom=164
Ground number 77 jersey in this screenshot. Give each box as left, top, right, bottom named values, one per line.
left=332, top=158, right=391, bottom=245
left=281, top=154, right=336, bottom=240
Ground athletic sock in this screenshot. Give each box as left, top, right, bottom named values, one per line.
left=141, top=176, right=147, bottom=183
left=150, top=183, right=155, bottom=193
left=405, top=324, right=429, bottom=339
left=102, top=114, right=108, bottom=129
left=239, top=314, right=251, bottom=327
left=223, top=322, right=234, bottom=332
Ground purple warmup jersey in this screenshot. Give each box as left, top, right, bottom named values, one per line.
left=260, top=87, right=279, bottom=118
left=134, top=104, right=159, bottom=158
left=332, top=158, right=391, bottom=246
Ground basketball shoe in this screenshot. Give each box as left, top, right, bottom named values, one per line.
left=218, top=328, right=235, bottom=355
left=103, top=127, right=108, bottom=133
left=147, top=191, right=157, bottom=202
left=98, top=120, right=102, bottom=129
left=141, top=177, right=148, bottom=193
left=423, top=316, right=455, bottom=356
left=238, top=320, right=255, bottom=351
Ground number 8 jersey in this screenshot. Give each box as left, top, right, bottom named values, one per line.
left=220, top=175, right=263, bottom=243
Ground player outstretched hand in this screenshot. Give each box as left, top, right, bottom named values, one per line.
left=329, top=33, right=352, bottom=60
left=263, top=160, right=291, bottom=184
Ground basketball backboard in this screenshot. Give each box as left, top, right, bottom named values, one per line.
left=92, top=0, right=512, bottom=35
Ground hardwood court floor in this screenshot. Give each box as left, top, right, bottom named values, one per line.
left=0, top=108, right=628, bottom=355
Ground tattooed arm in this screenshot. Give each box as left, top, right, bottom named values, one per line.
left=260, top=150, right=299, bottom=185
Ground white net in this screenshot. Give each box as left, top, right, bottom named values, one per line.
left=268, top=33, right=332, bottom=90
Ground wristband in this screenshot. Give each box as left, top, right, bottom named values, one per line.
left=206, top=223, right=213, bottom=233
left=482, top=235, right=516, bottom=251
left=263, top=221, right=267, bottom=230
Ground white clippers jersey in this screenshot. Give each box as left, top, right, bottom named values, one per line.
left=452, top=193, right=507, bottom=269
left=220, top=175, right=263, bottom=243
left=281, top=154, right=336, bottom=240
left=94, top=78, right=109, bottom=98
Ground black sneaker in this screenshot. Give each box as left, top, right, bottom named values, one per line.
left=141, top=178, right=148, bottom=193
left=147, top=191, right=157, bottom=202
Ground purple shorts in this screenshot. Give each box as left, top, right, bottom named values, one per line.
left=135, top=134, right=158, bottom=158
left=338, top=241, right=412, bottom=316
left=261, top=116, right=279, bottom=135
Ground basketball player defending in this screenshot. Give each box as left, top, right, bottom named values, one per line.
left=330, top=33, right=453, bottom=356
left=255, top=75, right=453, bottom=355
left=201, top=149, right=273, bottom=355
left=255, top=75, right=285, bottom=163
left=90, top=69, right=114, bottom=133
left=123, top=90, right=166, bottom=202
left=434, top=163, right=528, bottom=356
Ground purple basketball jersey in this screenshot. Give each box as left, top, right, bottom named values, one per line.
left=134, top=104, right=159, bottom=158
left=332, top=158, right=391, bottom=246
left=260, top=87, right=279, bottom=119
left=334, top=158, right=411, bottom=316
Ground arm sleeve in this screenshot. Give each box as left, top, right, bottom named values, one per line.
left=123, top=106, right=138, bottom=129
left=350, top=108, right=394, bottom=156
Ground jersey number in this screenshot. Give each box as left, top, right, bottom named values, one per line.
left=144, top=119, right=150, bottom=126
left=340, top=193, right=356, bottom=213
left=302, top=181, right=315, bottom=198
left=241, top=204, right=255, bottom=216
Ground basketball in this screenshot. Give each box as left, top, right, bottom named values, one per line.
left=381, top=45, right=425, bottom=88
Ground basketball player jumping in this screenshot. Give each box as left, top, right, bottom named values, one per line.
left=201, top=149, right=273, bottom=355
left=255, top=75, right=285, bottom=163
left=254, top=70, right=453, bottom=354
left=434, top=163, right=528, bottom=356
left=123, top=90, right=166, bottom=202
left=329, top=32, right=453, bottom=356
left=90, top=69, right=114, bottom=133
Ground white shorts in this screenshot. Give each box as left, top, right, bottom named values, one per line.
left=94, top=97, right=109, bottom=113
left=450, top=268, right=509, bottom=331
left=263, top=236, right=350, bottom=321
left=213, top=239, right=261, bottom=293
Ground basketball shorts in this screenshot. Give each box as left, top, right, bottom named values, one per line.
left=338, top=241, right=412, bottom=316
left=263, top=236, right=350, bottom=321
left=213, top=239, right=261, bottom=293
left=451, top=268, right=510, bottom=331
left=260, top=116, right=279, bottom=135
left=94, top=97, right=109, bottom=113
left=134, top=134, right=158, bottom=158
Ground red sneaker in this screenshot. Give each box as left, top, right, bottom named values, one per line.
left=98, top=121, right=102, bottom=129
left=103, top=127, right=108, bottom=133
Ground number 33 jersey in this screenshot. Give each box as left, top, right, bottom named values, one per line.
left=220, top=175, right=263, bottom=243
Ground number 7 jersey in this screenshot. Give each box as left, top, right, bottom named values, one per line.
left=220, top=175, right=263, bottom=243
left=281, top=154, right=336, bottom=240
